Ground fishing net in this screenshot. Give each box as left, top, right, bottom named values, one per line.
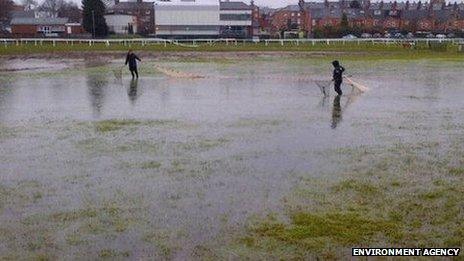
left=155, top=66, right=205, bottom=79
left=343, top=76, right=369, bottom=92
left=113, top=66, right=123, bottom=81
left=314, top=80, right=332, bottom=96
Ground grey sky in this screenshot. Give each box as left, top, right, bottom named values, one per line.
left=16, top=0, right=305, bottom=8
left=17, top=0, right=413, bottom=9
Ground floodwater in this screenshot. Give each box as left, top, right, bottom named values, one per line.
left=0, top=57, right=463, bottom=259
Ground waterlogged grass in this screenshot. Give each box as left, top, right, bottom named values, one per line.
left=1, top=42, right=463, bottom=58
left=232, top=141, right=464, bottom=259
left=99, top=249, right=130, bottom=258
left=94, top=119, right=143, bottom=132
left=247, top=211, right=400, bottom=247
left=0, top=180, right=44, bottom=211
left=0, top=124, right=16, bottom=139
left=228, top=118, right=284, bottom=129
left=140, top=161, right=162, bottom=169
left=91, top=119, right=182, bottom=132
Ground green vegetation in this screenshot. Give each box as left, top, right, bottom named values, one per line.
left=91, top=119, right=181, bottom=132
left=99, top=249, right=130, bottom=258
left=94, top=119, right=143, bottom=132
left=232, top=141, right=464, bottom=259
left=82, top=0, right=108, bottom=37
left=1, top=42, right=463, bottom=61
left=247, top=211, right=399, bottom=249
left=140, top=161, right=162, bottom=169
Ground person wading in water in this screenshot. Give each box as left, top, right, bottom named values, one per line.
left=125, top=50, right=141, bottom=78
left=332, top=60, right=345, bottom=96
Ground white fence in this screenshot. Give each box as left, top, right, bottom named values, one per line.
left=1, top=37, right=464, bottom=48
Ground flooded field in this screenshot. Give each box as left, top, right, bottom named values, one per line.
left=0, top=56, right=463, bottom=259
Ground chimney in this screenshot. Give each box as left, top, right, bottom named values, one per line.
left=115, top=0, right=119, bottom=4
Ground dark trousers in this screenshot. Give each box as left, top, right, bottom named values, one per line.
left=130, top=67, right=138, bottom=78
left=334, top=81, right=342, bottom=95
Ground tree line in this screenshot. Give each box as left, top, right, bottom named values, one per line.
left=0, top=0, right=108, bottom=37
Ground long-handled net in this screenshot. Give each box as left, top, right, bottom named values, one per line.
left=343, top=76, right=369, bottom=92
left=314, top=80, right=332, bottom=97
left=113, top=65, right=124, bottom=81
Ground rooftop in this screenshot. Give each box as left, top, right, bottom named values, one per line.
left=108, top=1, right=154, bottom=11
left=11, top=17, right=69, bottom=25
left=220, top=1, right=252, bottom=10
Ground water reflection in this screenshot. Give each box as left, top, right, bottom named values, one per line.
left=128, top=79, right=138, bottom=105
left=87, top=72, right=108, bottom=117
left=0, top=78, right=13, bottom=121
left=331, top=95, right=342, bottom=129
left=318, top=95, right=329, bottom=108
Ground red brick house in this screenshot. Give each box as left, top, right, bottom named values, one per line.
left=290, top=0, right=464, bottom=36
left=11, top=17, right=69, bottom=37
left=270, top=5, right=305, bottom=34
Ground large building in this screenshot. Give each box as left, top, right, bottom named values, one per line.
left=219, top=1, right=255, bottom=38
left=154, top=0, right=220, bottom=38
left=11, top=17, right=68, bottom=37
left=105, top=0, right=155, bottom=35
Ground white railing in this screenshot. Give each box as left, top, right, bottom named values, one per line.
left=1, top=37, right=463, bottom=47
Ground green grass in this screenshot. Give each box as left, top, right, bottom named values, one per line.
left=140, top=161, right=162, bottom=169
left=1, top=42, right=463, bottom=61
left=99, top=249, right=130, bottom=258
left=248, top=211, right=400, bottom=247
left=91, top=119, right=182, bottom=132
left=232, top=141, right=464, bottom=259
left=93, top=119, right=142, bottom=132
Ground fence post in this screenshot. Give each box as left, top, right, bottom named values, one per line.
left=53, top=40, right=56, bottom=47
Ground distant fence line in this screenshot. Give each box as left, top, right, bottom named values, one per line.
left=1, top=38, right=464, bottom=48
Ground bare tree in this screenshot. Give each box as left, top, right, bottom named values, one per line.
left=58, top=1, right=82, bottom=22
left=21, top=0, right=38, bottom=11
left=39, top=0, right=64, bottom=18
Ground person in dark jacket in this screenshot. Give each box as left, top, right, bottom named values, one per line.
left=332, top=60, right=345, bottom=96
left=125, top=50, right=141, bottom=78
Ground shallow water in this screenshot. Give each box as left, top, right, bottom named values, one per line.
left=0, top=57, right=463, bottom=259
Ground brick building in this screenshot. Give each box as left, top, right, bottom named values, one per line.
left=11, top=17, right=69, bottom=37
left=219, top=1, right=255, bottom=38
left=298, top=0, right=464, bottom=36
left=270, top=5, right=304, bottom=32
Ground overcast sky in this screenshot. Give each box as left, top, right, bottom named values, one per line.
left=17, top=0, right=401, bottom=9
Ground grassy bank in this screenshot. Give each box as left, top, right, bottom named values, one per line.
left=0, top=41, right=463, bottom=60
